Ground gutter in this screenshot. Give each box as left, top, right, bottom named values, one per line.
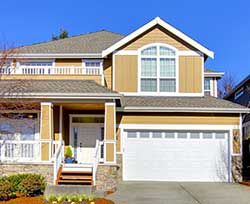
left=117, top=106, right=250, bottom=114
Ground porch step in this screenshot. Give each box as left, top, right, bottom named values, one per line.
left=57, top=170, right=93, bottom=185
left=44, top=185, right=95, bottom=196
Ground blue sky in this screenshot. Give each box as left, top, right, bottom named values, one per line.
left=0, top=0, right=249, bottom=83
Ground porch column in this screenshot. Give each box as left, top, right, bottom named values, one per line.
left=40, top=102, right=53, bottom=161
left=104, top=102, right=116, bottom=164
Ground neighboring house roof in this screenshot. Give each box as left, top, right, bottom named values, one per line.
left=204, top=68, right=224, bottom=78
left=102, top=17, right=214, bottom=58
left=224, top=74, right=250, bottom=99
left=121, top=96, right=249, bottom=113
left=14, top=30, right=124, bottom=58
left=0, top=80, right=121, bottom=99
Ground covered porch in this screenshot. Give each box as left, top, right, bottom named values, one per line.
left=0, top=80, right=121, bottom=186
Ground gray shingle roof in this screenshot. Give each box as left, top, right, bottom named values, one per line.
left=124, top=96, right=247, bottom=110
left=16, top=30, right=124, bottom=54
left=0, top=80, right=119, bottom=96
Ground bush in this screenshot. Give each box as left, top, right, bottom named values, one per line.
left=0, top=180, right=12, bottom=201
left=65, top=146, right=73, bottom=158
left=18, top=174, right=45, bottom=196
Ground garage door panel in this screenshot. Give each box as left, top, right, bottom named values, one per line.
left=124, top=130, right=229, bottom=182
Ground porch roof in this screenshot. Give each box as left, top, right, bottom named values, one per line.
left=0, top=80, right=122, bottom=100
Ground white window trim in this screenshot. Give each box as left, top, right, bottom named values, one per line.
left=138, top=43, right=179, bottom=94
left=82, top=59, right=104, bottom=85
left=234, top=88, right=244, bottom=100
left=204, top=77, right=212, bottom=96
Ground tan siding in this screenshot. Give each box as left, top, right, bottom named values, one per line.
left=118, top=113, right=240, bottom=125
left=54, top=106, right=59, bottom=141
left=121, top=26, right=196, bottom=51
left=103, top=58, right=112, bottom=89
left=55, top=59, right=82, bottom=67
left=105, top=105, right=115, bottom=140
left=115, top=55, right=138, bottom=92
left=41, top=143, right=49, bottom=161
left=106, top=143, right=115, bottom=162
left=41, top=105, right=50, bottom=140
left=179, top=56, right=202, bottom=93
left=1, top=75, right=102, bottom=84
left=116, top=128, right=121, bottom=152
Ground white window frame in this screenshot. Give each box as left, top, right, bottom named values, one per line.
left=82, top=59, right=104, bottom=84
left=204, top=77, right=212, bottom=96
left=234, top=88, right=244, bottom=100
left=138, top=43, right=179, bottom=94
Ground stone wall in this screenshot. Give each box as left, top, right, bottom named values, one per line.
left=96, top=154, right=123, bottom=191
left=0, top=163, right=54, bottom=185
left=232, top=155, right=242, bottom=182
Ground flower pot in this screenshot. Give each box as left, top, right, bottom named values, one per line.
left=65, top=157, right=74, bottom=163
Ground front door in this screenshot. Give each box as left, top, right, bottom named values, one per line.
left=72, top=124, right=102, bottom=164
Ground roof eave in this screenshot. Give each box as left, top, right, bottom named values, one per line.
left=102, top=17, right=214, bottom=59
left=118, top=106, right=249, bottom=113
left=204, top=72, right=225, bottom=78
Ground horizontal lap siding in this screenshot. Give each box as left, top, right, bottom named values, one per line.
left=179, top=56, right=203, bottom=93
left=121, top=25, right=197, bottom=51
left=117, top=113, right=240, bottom=125
left=55, top=59, right=82, bottom=67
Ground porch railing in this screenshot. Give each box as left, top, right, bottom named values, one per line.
left=92, top=140, right=101, bottom=185
left=0, top=140, right=41, bottom=162
left=2, top=66, right=101, bottom=75
left=53, top=140, right=64, bottom=184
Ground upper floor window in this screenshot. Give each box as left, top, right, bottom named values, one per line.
left=234, top=88, right=244, bottom=100
left=140, top=45, right=177, bottom=93
left=204, top=78, right=212, bottom=96
left=20, top=61, right=53, bottom=66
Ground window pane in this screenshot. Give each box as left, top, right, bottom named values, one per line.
left=204, top=78, right=211, bottom=90
left=139, top=132, right=150, bottom=138
left=141, top=58, right=157, bottom=77
left=165, top=132, right=175, bottom=139
left=177, top=132, right=187, bottom=139
left=85, top=61, right=101, bottom=67
left=141, top=79, right=157, bottom=92
left=127, top=131, right=137, bottom=138
left=160, top=46, right=175, bottom=56
left=20, top=62, right=52, bottom=66
left=160, top=79, right=176, bottom=92
left=190, top=132, right=200, bottom=139
left=160, top=58, right=176, bottom=77
left=141, top=46, right=157, bottom=56
left=203, top=132, right=213, bottom=139
left=215, top=132, right=226, bottom=139
left=152, top=132, right=162, bottom=138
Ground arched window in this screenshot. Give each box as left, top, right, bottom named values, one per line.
left=140, top=44, right=177, bottom=93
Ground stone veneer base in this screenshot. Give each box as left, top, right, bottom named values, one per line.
left=0, top=162, right=54, bottom=185
left=232, top=155, right=242, bottom=182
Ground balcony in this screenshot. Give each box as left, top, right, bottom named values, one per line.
left=0, top=66, right=101, bottom=75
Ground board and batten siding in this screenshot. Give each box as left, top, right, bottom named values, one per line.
left=103, top=58, right=112, bottom=89
left=114, top=55, right=138, bottom=92
left=179, top=56, right=203, bottom=93
left=120, top=25, right=197, bottom=51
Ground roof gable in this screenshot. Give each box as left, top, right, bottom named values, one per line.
left=102, top=17, right=214, bottom=58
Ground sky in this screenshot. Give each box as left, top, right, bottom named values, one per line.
left=0, top=0, right=249, bottom=84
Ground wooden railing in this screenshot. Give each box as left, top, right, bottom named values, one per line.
left=2, top=66, right=102, bottom=75
left=92, top=140, right=101, bottom=185
left=53, top=140, right=64, bottom=184
left=0, top=140, right=41, bottom=162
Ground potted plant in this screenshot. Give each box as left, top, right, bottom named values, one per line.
left=64, top=146, right=75, bottom=163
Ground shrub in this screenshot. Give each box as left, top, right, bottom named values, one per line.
left=65, top=146, right=73, bottom=158
left=18, top=174, right=45, bottom=196
left=0, top=180, right=12, bottom=201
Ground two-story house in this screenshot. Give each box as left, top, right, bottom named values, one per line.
left=224, top=75, right=250, bottom=180
left=0, top=17, right=248, bottom=191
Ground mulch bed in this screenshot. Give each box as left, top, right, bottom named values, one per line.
left=0, top=197, right=114, bottom=204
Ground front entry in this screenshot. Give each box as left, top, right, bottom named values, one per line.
left=71, top=123, right=103, bottom=164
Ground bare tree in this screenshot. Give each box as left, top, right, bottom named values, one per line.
left=218, top=72, right=237, bottom=98
left=0, top=45, right=40, bottom=161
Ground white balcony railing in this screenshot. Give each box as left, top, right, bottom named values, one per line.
left=92, top=140, right=101, bottom=185
left=0, top=66, right=101, bottom=75
left=0, top=140, right=41, bottom=162
left=53, top=140, right=64, bottom=184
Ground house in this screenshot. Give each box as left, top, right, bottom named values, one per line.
left=224, top=75, right=250, bottom=180
left=0, top=17, right=248, bottom=191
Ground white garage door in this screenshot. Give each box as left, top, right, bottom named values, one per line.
left=123, top=130, right=229, bottom=182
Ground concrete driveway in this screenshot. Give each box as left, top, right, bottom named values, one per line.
left=107, top=182, right=250, bottom=204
